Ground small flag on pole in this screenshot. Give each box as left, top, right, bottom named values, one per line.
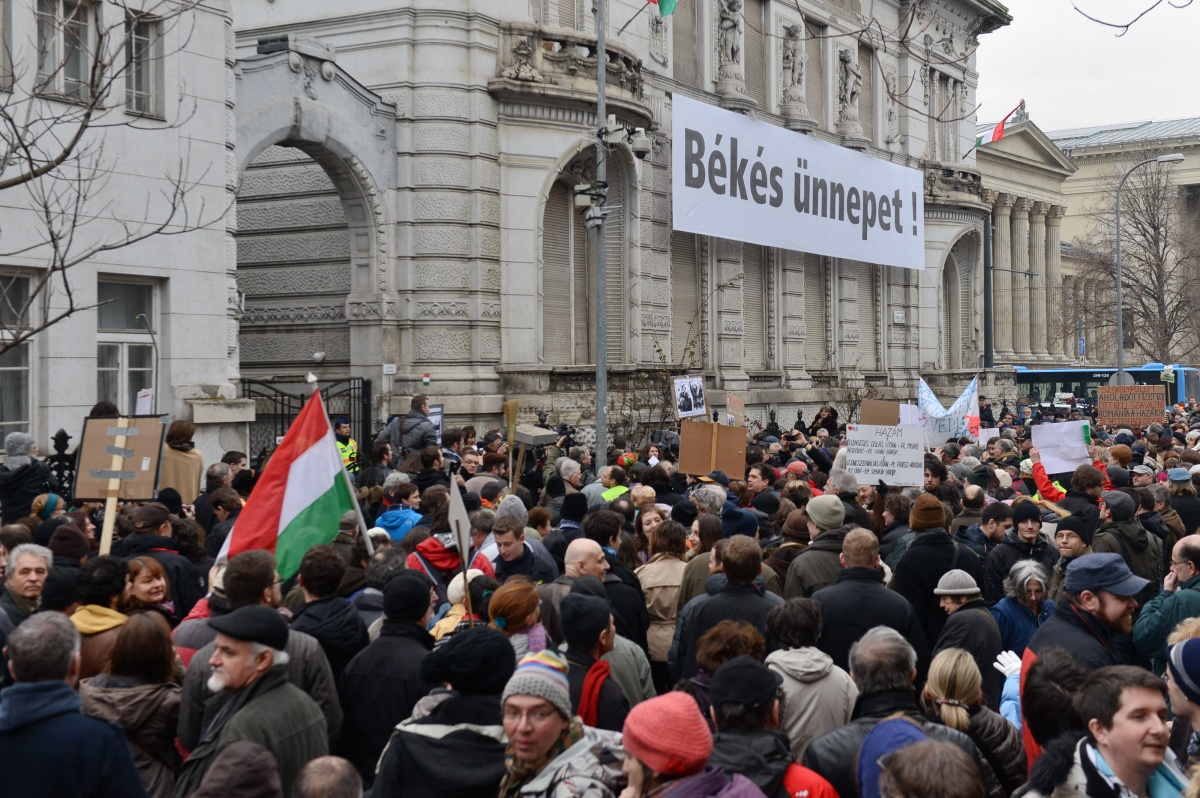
left=422, top=373, right=431, bottom=386
left=974, top=100, right=1024, bottom=149
left=649, top=0, right=677, bottom=16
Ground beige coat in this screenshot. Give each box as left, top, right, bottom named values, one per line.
left=634, top=553, right=688, bottom=663
left=159, top=446, right=205, bottom=504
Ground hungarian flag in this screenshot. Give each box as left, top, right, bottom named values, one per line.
left=222, top=390, right=357, bottom=578
left=649, top=0, right=677, bottom=16
left=974, top=100, right=1024, bottom=149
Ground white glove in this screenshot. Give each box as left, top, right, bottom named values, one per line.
left=994, top=650, right=1021, bottom=679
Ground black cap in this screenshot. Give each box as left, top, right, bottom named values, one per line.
left=383, top=571, right=431, bottom=623
left=208, top=605, right=289, bottom=651
left=1056, top=514, right=1093, bottom=546
left=419, top=626, right=516, bottom=695
left=560, top=593, right=611, bottom=650
left=710, top=655, right=783, bottom=708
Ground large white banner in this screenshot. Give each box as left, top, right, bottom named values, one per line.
left=917, top=377, right=981, bottom=447
left=671, top=95, right=926, bottom=270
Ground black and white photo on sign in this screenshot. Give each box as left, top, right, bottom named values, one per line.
left=672, top=375, right=708, bottom=420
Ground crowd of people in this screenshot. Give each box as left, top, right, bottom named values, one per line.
left=4, top=392, right=1200, bottom=798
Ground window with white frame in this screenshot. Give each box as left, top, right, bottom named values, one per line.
left=37, top=0, right=92, bottom=101
left=97, top=280, right=155, bottom=414
left=125, top=14, right=161, bottom=116
left=0, top=274, right=31, bottom=437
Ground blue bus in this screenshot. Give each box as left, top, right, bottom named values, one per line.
left=1012, top=363, right=1200, bottom=409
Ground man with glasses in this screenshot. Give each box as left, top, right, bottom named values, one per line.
left=1133, top=535, right=1200, bottom=672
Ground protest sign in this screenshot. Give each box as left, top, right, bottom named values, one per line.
left=678, top=421, right=745, bottom=477
left=845, top=424, right=926, bottom=486
left=725, top=394, right=745, bottom=427
left=861, top=399, right=900, bottom=426
left=1096, top=385, right=1167, bottom=428
left=1031, top=420, right=1092, bottom=475
left=917, top=377, right=981, bottom=447
left=977, top=428, right=1001, bottom=447
left=671, top=95, right=926, bottom=270
left=899, top=403, right=924, bottom=428
left=672, top=375, right=708, bottom=420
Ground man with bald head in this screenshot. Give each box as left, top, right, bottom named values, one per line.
left=1134, top=534, right=1200, bottom=670
left=537, top=538, right=610, bottom=643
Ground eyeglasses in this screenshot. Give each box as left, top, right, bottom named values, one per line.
left=1171, top=560, right=1193, bottom=569
left=503, top=707, right=560, bottom=724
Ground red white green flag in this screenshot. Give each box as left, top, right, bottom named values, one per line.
left=649, top=0, right=677, bottom=16
left=222, top=389, right=356, bottom=578
left=974, top=100, right=1024, bottom=149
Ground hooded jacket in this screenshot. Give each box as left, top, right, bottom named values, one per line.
left=375, top=505, right=423, bottom=541
left=990, top=597, right=1054, bottom=656
left=783, top=524, right=854, bottom=598
left=80, top=674, right=182, bottom=798
left=183, top=741, right=282, bottom=798
left=337, top=620, right=434, bottom=784
left=494, top=539, right=559, bottom=586
left=399, top=409, right=439, bottom=453
left=1018, top=734, right=1186, bottom=798
left=372, top=693, right=509, bottom=798
left=512, top=726, right=625, bottom=798
left=1091, top=519, right=1162, bottom=607
left=982, top=530, right=1060, bottom=604
left=0, top=456, right=56, bottom=524
left=954, top=523, right=999, bottom=559
left=646, top=767, right=772, bottom=798
left=0, top=679, right=148, bottom=797
left=879, top=521, right=911, bottom=562
left=289, top=595, right=369, bottom=682
left=764, top=646, right=857, bottom=758
left=1055, top=491, right=1102, bottom=540
left=406, top=536, right=496, bottom=597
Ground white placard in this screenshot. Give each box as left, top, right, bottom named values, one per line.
left=135, top=389, right=154, bottom=415
left=845, top=424, right=927, bottom=486
left=672, top=95, right=926, bottom=270
left=977, top=428, right=1001, bottom=447
left=1031, top=420, right=1092, bottom=475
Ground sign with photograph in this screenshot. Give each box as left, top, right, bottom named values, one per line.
left=672, top=375, right=708, bottom=420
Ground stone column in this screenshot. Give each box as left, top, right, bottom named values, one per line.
left=717, top=238, right=748, bottom=388
left=716, top=0, right=754, bottom=112
left=1011, top=197, right=1031, bottom=358
left=1046, top=205, right=1066, bottom=360
left=1061, top=277, right=1075, bottom=361
left=992, top=194, right=1014, bottom=360
left=781, top=250, right=811, bottom=386
left=837, top=259, right=861, bottom=370
left=1030, top=202, right=1049, bottom=357
left=1084, top=280, right=1096, bottom=359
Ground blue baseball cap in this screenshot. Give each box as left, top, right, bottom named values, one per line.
left=1169, top=468, right=1193, bottom=484
left=1063, top=553, right=1149, bottom=596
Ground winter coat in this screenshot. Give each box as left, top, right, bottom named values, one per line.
left=72, top=604, right=129, bottom=679
left=1018, top=734, right=1186, bottom=798
left=350, top=587, right=385, bottom=630
left=1091, top=519, right=1162, bottom=607
left=934, top=598, right=1004, bottom=710
left=951, top=509, right=984, bottom=536
left=879, top=521, right=911, bottom=562
left=0, top=679, right=148, bottom=797
left=400, top=409, right=439, bottom=453
left=183, top=741, right=282, bottom=798
left=406, top=536, right=496, bottom=600
left=289, top=595, right=369, bottom=682
left=603, top=566, right=651, bottom=655
left=179, top=626, right=342, bottom=753
left=515, top=726, right=626, bottom=798
left=891, top=529, right=984, bottom=648
left=566, top=648, right=630, bottom=732
left=1048, top=550, right=1092, bottom=604
left=647, top=768, right=769, bottom=798
left=80, top=674, right=181, bottom=798
left=982, top=530, right=1060, bottom=604
left=494, top=539, right=560, bottom=586
left=337, top=621, right=433, bottom=784
left=669, top=574, right=783, bottom=679
left=374, top=505, right=423, bottom=541
left=964, top=705, right=1027, bottom=798
left=709, top=730, right=837, bottom=798
left=811, top=566, right=930, bottom=678
left=783, top=525, right=853, bottom=598
left=205, top=512, right=241, bottom=560
left=1133, top=574, right=1200, bottom=668
left=600, top=634, right=656, bottom=707
left=764, top=646, right=857, bottom=758
left=1054, top=491, right=1102, bottom=540
left=801, top=689, right=981, bottom=798
left=1171, top=494, right=1200, bottom=537
left=677, top=582, right=779, bottom=678
left=764, top=541, right=806, bottom=582
left=372, top=693, right=508, bottom=798
left=953, top=524, right=999, bottom=559
left=172, top=667, right=327, bottom=798
left=1027, top=600, right=1119, bottom=672
left=0, top=456, right=56, bottom=524
left=990, top=597, right=1055, bottom=656
left=116, top=534, right=206, bottom=619
left=1141, top=511, right=1174, bottom=552
left=635, top=552, right=688, bottom=662
left=159, top=445, right=205, bottom=505
left=538, top=575, right=575, bottom=644
left=1161, top=507, right=1188, bottom=546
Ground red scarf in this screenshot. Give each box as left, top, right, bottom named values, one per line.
left=578, top=660, right=612, bottom=727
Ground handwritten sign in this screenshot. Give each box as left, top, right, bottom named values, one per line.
left=1096, top=385, right=1166, bottom=429
left=845, top=424, right=926, bottom=486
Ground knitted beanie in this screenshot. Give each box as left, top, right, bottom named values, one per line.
left=1056, top=514, right=1093, bottom=546
left=420, top=626, right=516, bottom=696
left=501, top=650, right=573, bottom=720
left=933, top=569, right=980, bottom=596
left=806, top=495, right=845, bottom=531
left=1011, top=500, right=1042, bottom=527
left=1168, top=639, right=1200, bottom=707
left=622, top=692, right=713, bottom=778
left=909, top=493, right=945, bottom=531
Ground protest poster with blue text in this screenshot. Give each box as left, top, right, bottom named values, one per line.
left=671, top=94, right=926, bottom=270
left=917, top=377, right=981, bottom=447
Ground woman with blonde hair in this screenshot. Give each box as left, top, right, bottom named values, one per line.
left=489, top=577, right=548, bottom=658
left=923, top=648, right=1025, bottom=798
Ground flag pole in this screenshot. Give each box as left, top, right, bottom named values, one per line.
left=309, top=376, right=375, bottom=556
left=454, top=516, right=475, bottom=629
left=617, top=1, right=651, bottom=36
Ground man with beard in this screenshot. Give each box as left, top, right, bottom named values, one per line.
left=173, top=605, right=327, bottom=798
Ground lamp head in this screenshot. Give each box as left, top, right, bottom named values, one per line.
left=1156, top=153, right=1185, bottom=164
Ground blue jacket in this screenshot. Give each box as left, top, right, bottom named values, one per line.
left=989, top=597, right=1054, bottom=656
left=0, top=680, right=147, bottom=797
left=952, top=524, right=997, bottom=559
left=375, top=506, right=423, bottom=541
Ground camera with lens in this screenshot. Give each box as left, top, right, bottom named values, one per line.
left=556, top=422, right=576, bottom=449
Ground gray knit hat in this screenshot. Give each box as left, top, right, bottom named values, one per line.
left=3, top=432, right=35, bottom=456
left=501, top=650, right=573, bottom=720
left=933, top=569, right=980, bottom=596
left=806, top=495, right=845, bottom=531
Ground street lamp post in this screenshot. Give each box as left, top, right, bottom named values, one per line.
left=1115, top=153, right=1184, bottom=385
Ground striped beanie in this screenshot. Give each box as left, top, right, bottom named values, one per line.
left=1168, top=639, right=1200, bottom=706
left=501, top=650, right=573, bottom=720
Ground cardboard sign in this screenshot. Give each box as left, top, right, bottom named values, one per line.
left=845, top=424, right=926, bottom=486
left=1031, top=420, right=1092, bottom=475
left=1096, top=385, right=1167, bottom=428
left=726, top=394, right=746, bottom=427
left=678, top=421, right=746, bottom=478
left=861, top=399, right=900, bottom=426
left=73, top=415, right=167, bottom=502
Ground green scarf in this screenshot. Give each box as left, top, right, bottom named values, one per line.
left=5, top=581, right=38, bottom=618
left=498, top=717, right=585, bottom=797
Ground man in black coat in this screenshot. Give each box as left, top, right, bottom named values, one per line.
left=982, top=500, right=1059, bottom=604
left=338, top=572, right=435, bottom=786
left=560, top=592, right=629, bottom=732
left=802, top=626, right=981, bottom=798
left=583, top=510, right=650, bottom=653
left=677, top=536, right=778, bottom=678
left=931, top=570, right=1003, bottom=709
left=290, top=545, right=369, bottom=682
left=812, top=529, right=930, bottom=679
left=0, top=432, right=58, bottom=524
left=114, top=502, right=205, bottom=618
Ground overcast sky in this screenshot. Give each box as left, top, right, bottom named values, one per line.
left=974, top=0, right=1199, bottom=133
